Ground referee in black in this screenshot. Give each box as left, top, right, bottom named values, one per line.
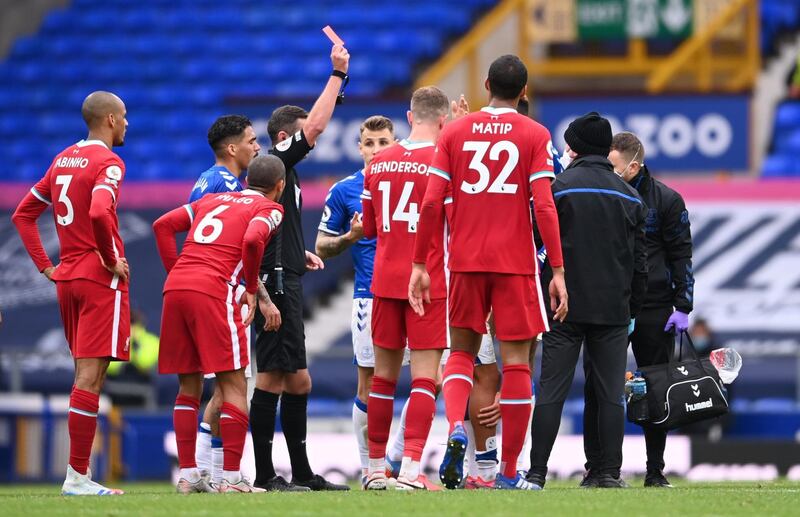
left=526, top=112, right=648, bottom=489
left=582, top=132, right=694, bottom=488
left=249, top=44, right=350, bottom=492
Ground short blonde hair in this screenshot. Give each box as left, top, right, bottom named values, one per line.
left=410, top=86, right=449, bottom=122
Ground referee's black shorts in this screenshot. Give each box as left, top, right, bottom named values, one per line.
left=255, top=272, right=307, bottom=373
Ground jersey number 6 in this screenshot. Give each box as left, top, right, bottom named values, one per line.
left=193, top=205, right=230, bottom=244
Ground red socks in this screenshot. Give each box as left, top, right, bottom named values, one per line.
left=173, top=394, right=200, bottom=469
left=500, top=364, right=533, bottom=478
left=68, top=388, right=99, bottom=475
left=220, top=403, right=249, bottom=472
left=367, top=376, right=396, bottom=460
left=404, top=377, right=437, bottom=461
left=442, top=350, right=475, bottom=432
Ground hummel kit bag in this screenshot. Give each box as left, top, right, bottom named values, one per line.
left=632, top=332, right=729, bottom=431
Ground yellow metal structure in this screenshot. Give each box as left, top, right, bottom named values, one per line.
left=415, top=0, right=760, bottom=95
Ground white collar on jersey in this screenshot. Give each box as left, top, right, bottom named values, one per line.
left=75, top=139, right=109, bottom=149
left=399, top=139, right=434, bottom=150
left=480, top=106, right=517, bottom=115
left=240, top=188, right=264, bottom=196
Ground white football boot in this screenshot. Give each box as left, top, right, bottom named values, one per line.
left=61, top=465, right=124, bottom=496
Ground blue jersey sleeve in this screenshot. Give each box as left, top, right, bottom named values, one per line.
left=318, top=184, right=349, bottom=235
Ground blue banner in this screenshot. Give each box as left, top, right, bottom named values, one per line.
left=537, top=95, right=750, bottom=173
left=231, top=101, right=411, bottom=178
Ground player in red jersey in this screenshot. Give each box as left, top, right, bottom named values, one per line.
left=359, top=87, right=453, bottom=490
left=12, top=91, right=130, bottom=496
left=409, top=55, right=569, bottom=490
left=153, top=155, right=286, bottom=494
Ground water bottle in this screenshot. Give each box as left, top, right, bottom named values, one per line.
left=625, top=371, right=649, bottom=422
left=709, top=348, right=742, bottom=384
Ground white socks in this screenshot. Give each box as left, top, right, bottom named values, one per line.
left=211, top=443, right=223, bottom=484
left=352, top=398, right=369, bottom=473
left=386, top=398, right=410, bottom=462
left=223, top=470, right=241, bottom=484
left=399, top=457, right=420, bottom=481
left=368, top=457, right=385, bottom=477
left=196, top=423, right=212, bottom=473
left=179, top=467, right=201, bottom=483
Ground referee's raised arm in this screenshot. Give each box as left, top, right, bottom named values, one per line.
left=303, top=45, right=350, bottom=146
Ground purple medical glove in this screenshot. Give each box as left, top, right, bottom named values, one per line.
left=664, top=311, right=689, bottom=333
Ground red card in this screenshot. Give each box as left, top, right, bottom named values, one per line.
left=322, top=25, right=344, bottom=46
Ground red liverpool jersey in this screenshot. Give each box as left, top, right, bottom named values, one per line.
left=362, top=140, right=447, bottom=300
left=154, top=189, right=284, bottom=301
left=415, top=106, right=563, bottom=275
left=13, top=139, right=128, bottom=290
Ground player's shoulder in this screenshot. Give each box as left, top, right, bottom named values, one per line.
left=370, top=141, right=404, bottom=162
left=329, top=170, right=363, bottom=195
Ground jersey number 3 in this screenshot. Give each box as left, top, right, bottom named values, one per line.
left=55, top=175, right=74, bottom=226
left=461, top=141, right=519, bottom=195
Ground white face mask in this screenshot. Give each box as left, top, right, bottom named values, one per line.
left=558, top=145, right=574, bottom=170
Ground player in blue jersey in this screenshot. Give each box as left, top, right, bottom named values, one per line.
left=315, top=115, right=408, bottom=486
left=190, top=115, right=270, bottom=489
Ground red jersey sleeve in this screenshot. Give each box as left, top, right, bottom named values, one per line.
left=242, top=204, right=284, bottom=293
left=528, top=126, right=556, bottom=183
left=527, top=126, right=562, bottom=268
left=92, top=156, right=125, bottom=203
left=11, top=170, right=55, bottom=272
left=360, top=170, right=377, bottom=239
left=89, top=157, right=126, bottom=267
left=413, top=133, right=451, bottom=265
left=153, top=203, right=195, bottom=272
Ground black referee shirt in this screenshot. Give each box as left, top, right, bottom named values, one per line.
left=261, top=129, right=314, bottom=276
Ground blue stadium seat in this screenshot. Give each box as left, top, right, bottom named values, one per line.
left=762, top=154, right=797, bottom=177
left=774, top=128, right=800, bottom=154
left=1, top=0, right=490, bottom=181
left=774, top=102, right=800, bottom=132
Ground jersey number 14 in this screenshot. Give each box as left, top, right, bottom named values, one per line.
left=377, top=181, right=419, bottom=233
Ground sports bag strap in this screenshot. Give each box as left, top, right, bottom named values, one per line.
left=678, top=331, right=705, bottom=370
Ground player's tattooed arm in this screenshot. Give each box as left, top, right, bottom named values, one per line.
left=257, top=280, right=282, bottom=331
left=315, top=212, right=363, bottom=259
left=257, top=280, right=271, bottom=303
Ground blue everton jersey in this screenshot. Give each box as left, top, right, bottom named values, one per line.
left=189, top=165, right=243, bottom=202
left=318, top=170, right=376, bottom=299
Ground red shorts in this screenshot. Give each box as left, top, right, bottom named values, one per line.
left=449, top=272, right=548, bottom=341
left=371, top=296, right=447, bottom=350
left=56, top=279, right=130, bottom=361
left=158, top=289, right=250, bottom=375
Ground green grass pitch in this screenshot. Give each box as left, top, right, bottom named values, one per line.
left=1, top=480, right=798, bottom=516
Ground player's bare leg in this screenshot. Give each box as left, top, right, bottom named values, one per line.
left=353, top=365, right=373, bottom=485
left=466, top=363, right=500, bottom=488
left=366, top=346, right=404, bottom=490
left=173, top=373, right=214, bottom=494
left=494, top=339, right=540, bottom=490
left=62, top=357, right=124, bottom=496
left=395, top=348, right=442, bottom=490
left=439, top=328, right=481, bottom=489
left=197, top=383, right=223, bottom=488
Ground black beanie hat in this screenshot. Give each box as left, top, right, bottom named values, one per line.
left=564, top=112, right=612, bottom=157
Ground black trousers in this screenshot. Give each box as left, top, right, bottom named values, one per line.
left=583, top=306, right=674, bottom=472
left=529, top=320, right=628, bottom=478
